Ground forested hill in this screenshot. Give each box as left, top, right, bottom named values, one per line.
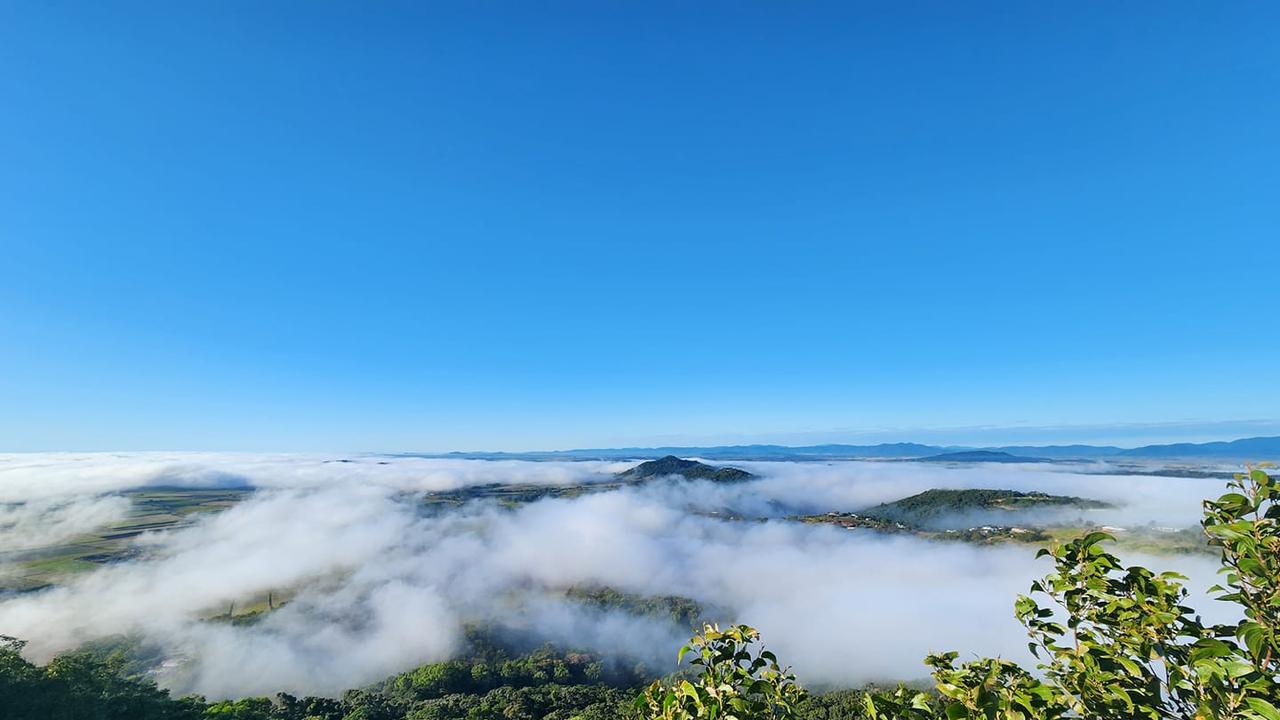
left=858, top=489, right=1111, bottom=526
left=615, top=456, right=755, bottom=483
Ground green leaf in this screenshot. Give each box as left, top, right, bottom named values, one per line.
left=1246, top=697, right=1280, bottom=720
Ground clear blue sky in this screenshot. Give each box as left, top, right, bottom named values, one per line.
left=2, top=2, right=1278, bottom=452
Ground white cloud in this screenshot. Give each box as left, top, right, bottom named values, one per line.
left=0, top=454, right=1231, bottom=698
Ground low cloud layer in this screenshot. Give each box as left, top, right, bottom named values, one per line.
left=0, top=495, right=131, bottom=552
left=0, top=453, right=1233, bottom=698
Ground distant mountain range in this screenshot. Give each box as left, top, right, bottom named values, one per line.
left=420, top=435, right=1280, bottom=462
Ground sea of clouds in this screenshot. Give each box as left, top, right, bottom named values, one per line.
left=0, top=453, right=1235, bottom=698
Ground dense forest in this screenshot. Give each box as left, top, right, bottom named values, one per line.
left=1, top=467, right=1275, bottom=720
left=0, top=632, right=881, bottom=720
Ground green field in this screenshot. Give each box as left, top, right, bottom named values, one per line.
left=0, top=488, right=249, bottom=593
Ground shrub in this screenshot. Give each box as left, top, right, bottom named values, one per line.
left=635, top=623, right=805, bottom=720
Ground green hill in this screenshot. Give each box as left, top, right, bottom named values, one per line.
left=859, top=488, right=1111, bottom=525
left=616, top=456, right=755, bottom=483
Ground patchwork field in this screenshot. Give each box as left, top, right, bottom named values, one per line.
left=0, top=488, right=248, bottom=593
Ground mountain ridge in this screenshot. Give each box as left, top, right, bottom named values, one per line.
left=414, top=435, right=1280, bottom=462
left=916, top=450, right=1049, bottom=464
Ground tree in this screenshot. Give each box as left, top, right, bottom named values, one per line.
left=0, top=637, right=203, bottom=720
left=636, top=623, right=805, bottom=720
left=203, top=697, right=274, bottom=719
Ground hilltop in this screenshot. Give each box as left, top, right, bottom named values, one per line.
left=795, top=488, right=1127, bottom=548
left=858, top=488, right=1111, bottom=526
left=615, top=456, right=755, bottom=483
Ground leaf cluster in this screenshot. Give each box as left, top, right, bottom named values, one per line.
left=636, top=624, right=806, bottom=720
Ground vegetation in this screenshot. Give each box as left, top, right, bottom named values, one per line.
left=644, top=466, right=1280, bottom=720
left=421, top=457, right=753, bottom=509
left=376, top=637, right=643, bottom=720
left=636, top=624, right=804, bottom=720
left=2, top=468, right=1274, bottom=720
left=0, top=637, right=205, bottom=720
left=791, top=488, right=1218, bottom=552
left=795, top=510, right=1051, bottom=545
left=1038, top=524, right=1212, bottom=556
left=0, top=488, right=248, bottom=592
left=421, top=482, right=621, bottom=508
left=563, top=587, right=707, bottom=630
left=0, top=633, right=644, bottom=720
left=796, top=488, right=1128, bottom=547
left=857, top=489, right=1110, bottom=526
left=616, top=457, right=756, bottom=483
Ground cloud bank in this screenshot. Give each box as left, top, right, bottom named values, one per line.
left=0, top=453, right=1232, bottom=698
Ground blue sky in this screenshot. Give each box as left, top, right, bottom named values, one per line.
left=2, top=2, right=1278, bottom=452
